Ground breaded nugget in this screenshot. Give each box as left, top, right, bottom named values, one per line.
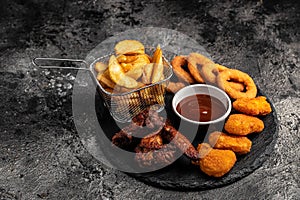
left=197, top=143, right=237, bottom=177
left=197, top=143, right=212, bottom=158
left=233, top=96, right=272, bottom=116
left=191, top=143, right=212, bottom=166
left=224, top=114, right=264, bottom=135
left=208, top=131, right=252, bottom=154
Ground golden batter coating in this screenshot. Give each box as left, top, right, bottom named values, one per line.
left=187, top=53, right=209, bottom=83
left=233, top=96, right=272, bottom=116
left=217, top=69, right=257, bottom=99
left=208, top=131, right=252, bottom=154
left=197, top=143, right=237, bottom=178
left=224, top=114, right=264, bottom=136
left=171, top=56, right=196, bottom=84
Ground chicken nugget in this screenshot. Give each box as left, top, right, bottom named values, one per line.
left=208, top=131, right=252, bottom=154
left=191, top=143, right=212, bottom=166
left=233, top=96, right=272, bottom=116
left=198, top=143, right=237, bottom=177
left=196, top=143, right=212, bottom=158
left=224, top=114, right=264, bottom=136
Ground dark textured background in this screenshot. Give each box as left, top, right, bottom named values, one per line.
left=0, top=0, right=299, bottom=199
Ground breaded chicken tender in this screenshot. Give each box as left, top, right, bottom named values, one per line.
left=208, top=131, right=252, bottom=154
left=196, top=143, right=237, bottom=177
left=197, top=143, right=213, bottom=158
left=192, top=143, right=212, bottom=166
left=233, top=96, right=272, bottom=116
left=224, top=114, right=264, bottom=135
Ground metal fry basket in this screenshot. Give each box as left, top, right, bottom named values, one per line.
left=33, top=48, right=173, bottom=123
left=93, top=50, right=173, bottom=122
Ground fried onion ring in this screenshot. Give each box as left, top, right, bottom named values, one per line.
left=201, top=63, right=244, bottom=91
left=227, top=81, right=245, bottom=92
left=200, top=62, right=219, bottom=83
left=187, top=53, right=210, bottom=83
left=215, top=64, right=244, bottom=91
left=215, top=64, right=228, bottom=72
left=171, top=56, right=195, bottom=84
left=217, top=69, right=257, bottom=99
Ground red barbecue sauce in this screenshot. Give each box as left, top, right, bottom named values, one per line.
left=176, top=94, right=226, bottom=122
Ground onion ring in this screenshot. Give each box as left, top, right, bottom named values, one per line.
left=215, top=64, right=244, bottom=91
left=200, top=62, right=219, bottom=83
left=227, top=81, right=244, bottom=92
left=171, top=56, right=195, bottom=84
left=215, top=64, right=228, bottom=72
left=217, top=69, right=257, bottom=99
left=187, top=53, right=210, bottom=83
left=197, top=61, right=245, bottom=92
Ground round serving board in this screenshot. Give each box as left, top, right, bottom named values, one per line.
left=72, top=27, right=278, bottom=191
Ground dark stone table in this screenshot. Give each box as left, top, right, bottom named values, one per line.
left=0, top=0, right=299, bottom=199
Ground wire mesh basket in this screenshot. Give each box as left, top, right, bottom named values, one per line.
left=33, top=48, right=173, bottom=123
left=92, top=49, right=173, bottom=122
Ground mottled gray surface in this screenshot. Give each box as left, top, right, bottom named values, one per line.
left=0, top=0, right=299, bottom=199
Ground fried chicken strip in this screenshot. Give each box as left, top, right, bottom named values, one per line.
left=224, top=114, right=264, bottom=136
left=208, top=131, right=252, bottom=154
left=135, top=130, right=177, bottom=168
left=233, top=96, right=272, bottom=116
left=131, top=108, right=164, bottom=128
left=112, top=109, right=164, bottom=149
left=162, top=125, right=199, bottom=160
left=195, top=143, right=237, bottom=177
left=135, top=144, right=177, bottom=168
left=112, top=130, right=134, bottom=150
left=138, top=131, right=164, bottom=150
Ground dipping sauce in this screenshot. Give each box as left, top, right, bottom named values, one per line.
left=176, top=94, right=227, bottom=122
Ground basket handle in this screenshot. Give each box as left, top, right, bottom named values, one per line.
left=32, top=57, right=89, bottom=71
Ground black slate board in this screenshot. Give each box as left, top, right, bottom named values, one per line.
left=95, top=87, right=278, bottom=191
left=80, top=27, right=278, bottom=191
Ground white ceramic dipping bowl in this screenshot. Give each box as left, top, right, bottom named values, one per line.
left=172, top=84, right=232, bottom=125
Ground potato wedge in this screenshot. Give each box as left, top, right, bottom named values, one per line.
left=120, top=63, right=133, bottom=72
left=122, top=54, right=150, bottom=80
left=97, top=70, right=116, bottom=89
left=151, top=44, right=162, bottom=63
left=120, top=54, right=150, bottom=72
left=115, top=40, right=145, bottom=55
left=125, top=65, right=144, bottom=80
left=95, top=61, right=108, bottom=73
left=132, top=54, right=150, bottom=67
left=108, top=55, right=139, bottom=88
left=151, top=45, right=164, bottom=83
left=117, top=55, right=139, bottom=63
left=142, top=63, right=154, bottom=84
